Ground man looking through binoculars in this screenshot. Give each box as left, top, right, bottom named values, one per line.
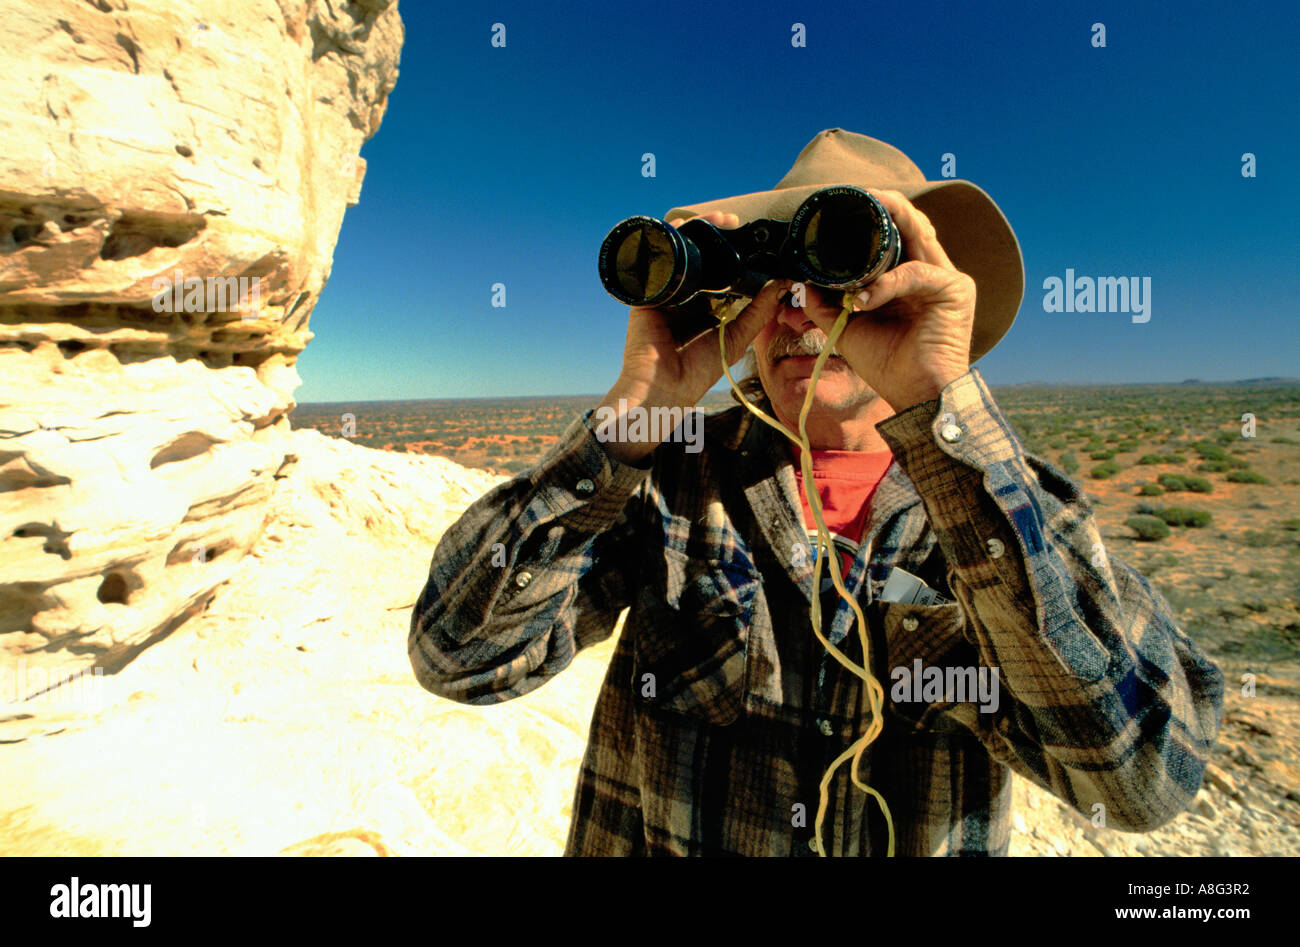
left=409, top=129, right=1223, bottom=857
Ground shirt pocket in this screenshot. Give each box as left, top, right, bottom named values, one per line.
left=872, top=599, right=980, bottom=731
left=631, top=548, right=761, bottom=727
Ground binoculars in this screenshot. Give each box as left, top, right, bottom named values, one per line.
left=597, top=185, right=902, bottom=317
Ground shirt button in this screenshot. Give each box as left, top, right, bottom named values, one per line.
left=514, top=570, right=533, bottom=588
left=940, top=422, right=963, bottom=443
left=902, top=616, right=919, bottom=631
left=817, top=718, right=834, bottom=736
left=986, top=538, right=1005, bottom=559
left=575, top=478, right=595, bottom=496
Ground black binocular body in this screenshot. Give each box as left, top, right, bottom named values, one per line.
left=597, top=185, right=902, bottom=323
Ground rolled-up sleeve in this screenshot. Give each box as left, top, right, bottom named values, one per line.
left=876, top=368, right=1225, bottom=831
left=408, top=410, right=651, bottom=704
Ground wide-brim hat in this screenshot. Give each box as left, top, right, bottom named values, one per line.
left=664, top=128, right=1024, bottom=362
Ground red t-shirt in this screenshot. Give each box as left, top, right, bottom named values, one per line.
left=790, top=443, right=893, bottom=580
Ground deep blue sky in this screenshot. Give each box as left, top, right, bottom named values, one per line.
left=296, top=0, right=1299, bottom=402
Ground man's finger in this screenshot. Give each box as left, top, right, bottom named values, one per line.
left=669, top=211, right=741, bottom=230
left=721, top=278, right=790, bottom=362
left=678, top=278, right=788, bottom=366
left=854, top=261, right=968, bottom=313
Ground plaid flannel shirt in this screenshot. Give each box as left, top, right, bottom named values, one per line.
left=408, top=368, right=1224, bottom=856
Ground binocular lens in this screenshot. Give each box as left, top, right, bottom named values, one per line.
left=802, top=204, right=879, bottom=281
left=598, top=216, right=697, bottom=307
left=789, top=186, right=898, bottom=289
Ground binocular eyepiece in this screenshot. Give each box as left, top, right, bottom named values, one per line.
left=597, top=185, right=901, bottom=311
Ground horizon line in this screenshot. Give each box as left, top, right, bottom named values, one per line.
left=293, top=376, right=1300, bottom=408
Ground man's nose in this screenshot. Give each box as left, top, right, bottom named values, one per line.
left=776, top=291, right=817, bottom=333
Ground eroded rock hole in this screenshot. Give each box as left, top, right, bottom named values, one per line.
left=11, top=523, right=71, bottom=559
left=114, top=32, right=140, bottom=74
left=97, top=573, right=130, bottom=605
left=166, top=540, right=232, bottom=566
left=150, top=431, right=216, bottom=469
left=99, top=212, right=205, bottom=261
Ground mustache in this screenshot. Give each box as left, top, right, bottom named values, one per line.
left=767, top=328, right=842, bottom=362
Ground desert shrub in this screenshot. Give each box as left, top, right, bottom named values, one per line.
left=1126, top=515, right=1171, bottom=541
left=1197, top=460, right=1232, bottom=473
left=1193, top=442, right=1228, bottom=461
left=1060, top=452, right=1079, bottom=474
left=1141, top=551, right=1181, bottom=574
left=1183, top=476, right=1213, bottom=493
left=1156, top=507, right=1213, bottom=528
left=1237, top=530, right=1278, bottom=548
left=1226, top=470, right=1270, bottom=484
left=1216, top=431, right=1237, bottom=445
left=1138, top=483, right=1166, bottom=496
left=1281, top=518, right=1300, bottom=531
left=1090, top=461, right=1121, bottom=479
left=1049, top=440, right=1067, bottom=450
left=1117, top=440, right=1139, bottom=452
left=1168, top=453, right=1187, bottom=463
left=1157, top=474, right=1188, bottom=491
left=1090, top=450, right=1116, bottom=460
left=1271, top=436, right=1299, bottom=445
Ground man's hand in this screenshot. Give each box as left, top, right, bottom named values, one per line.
left=800, top=189, right=977, bottom=413
left=598, top=211, right=789, bottom=464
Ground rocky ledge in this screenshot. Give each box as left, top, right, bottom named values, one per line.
left=1, top=0, right=402, bottom=686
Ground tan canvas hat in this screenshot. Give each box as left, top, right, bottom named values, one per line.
left=665, top=128, right=1024, bottom=362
